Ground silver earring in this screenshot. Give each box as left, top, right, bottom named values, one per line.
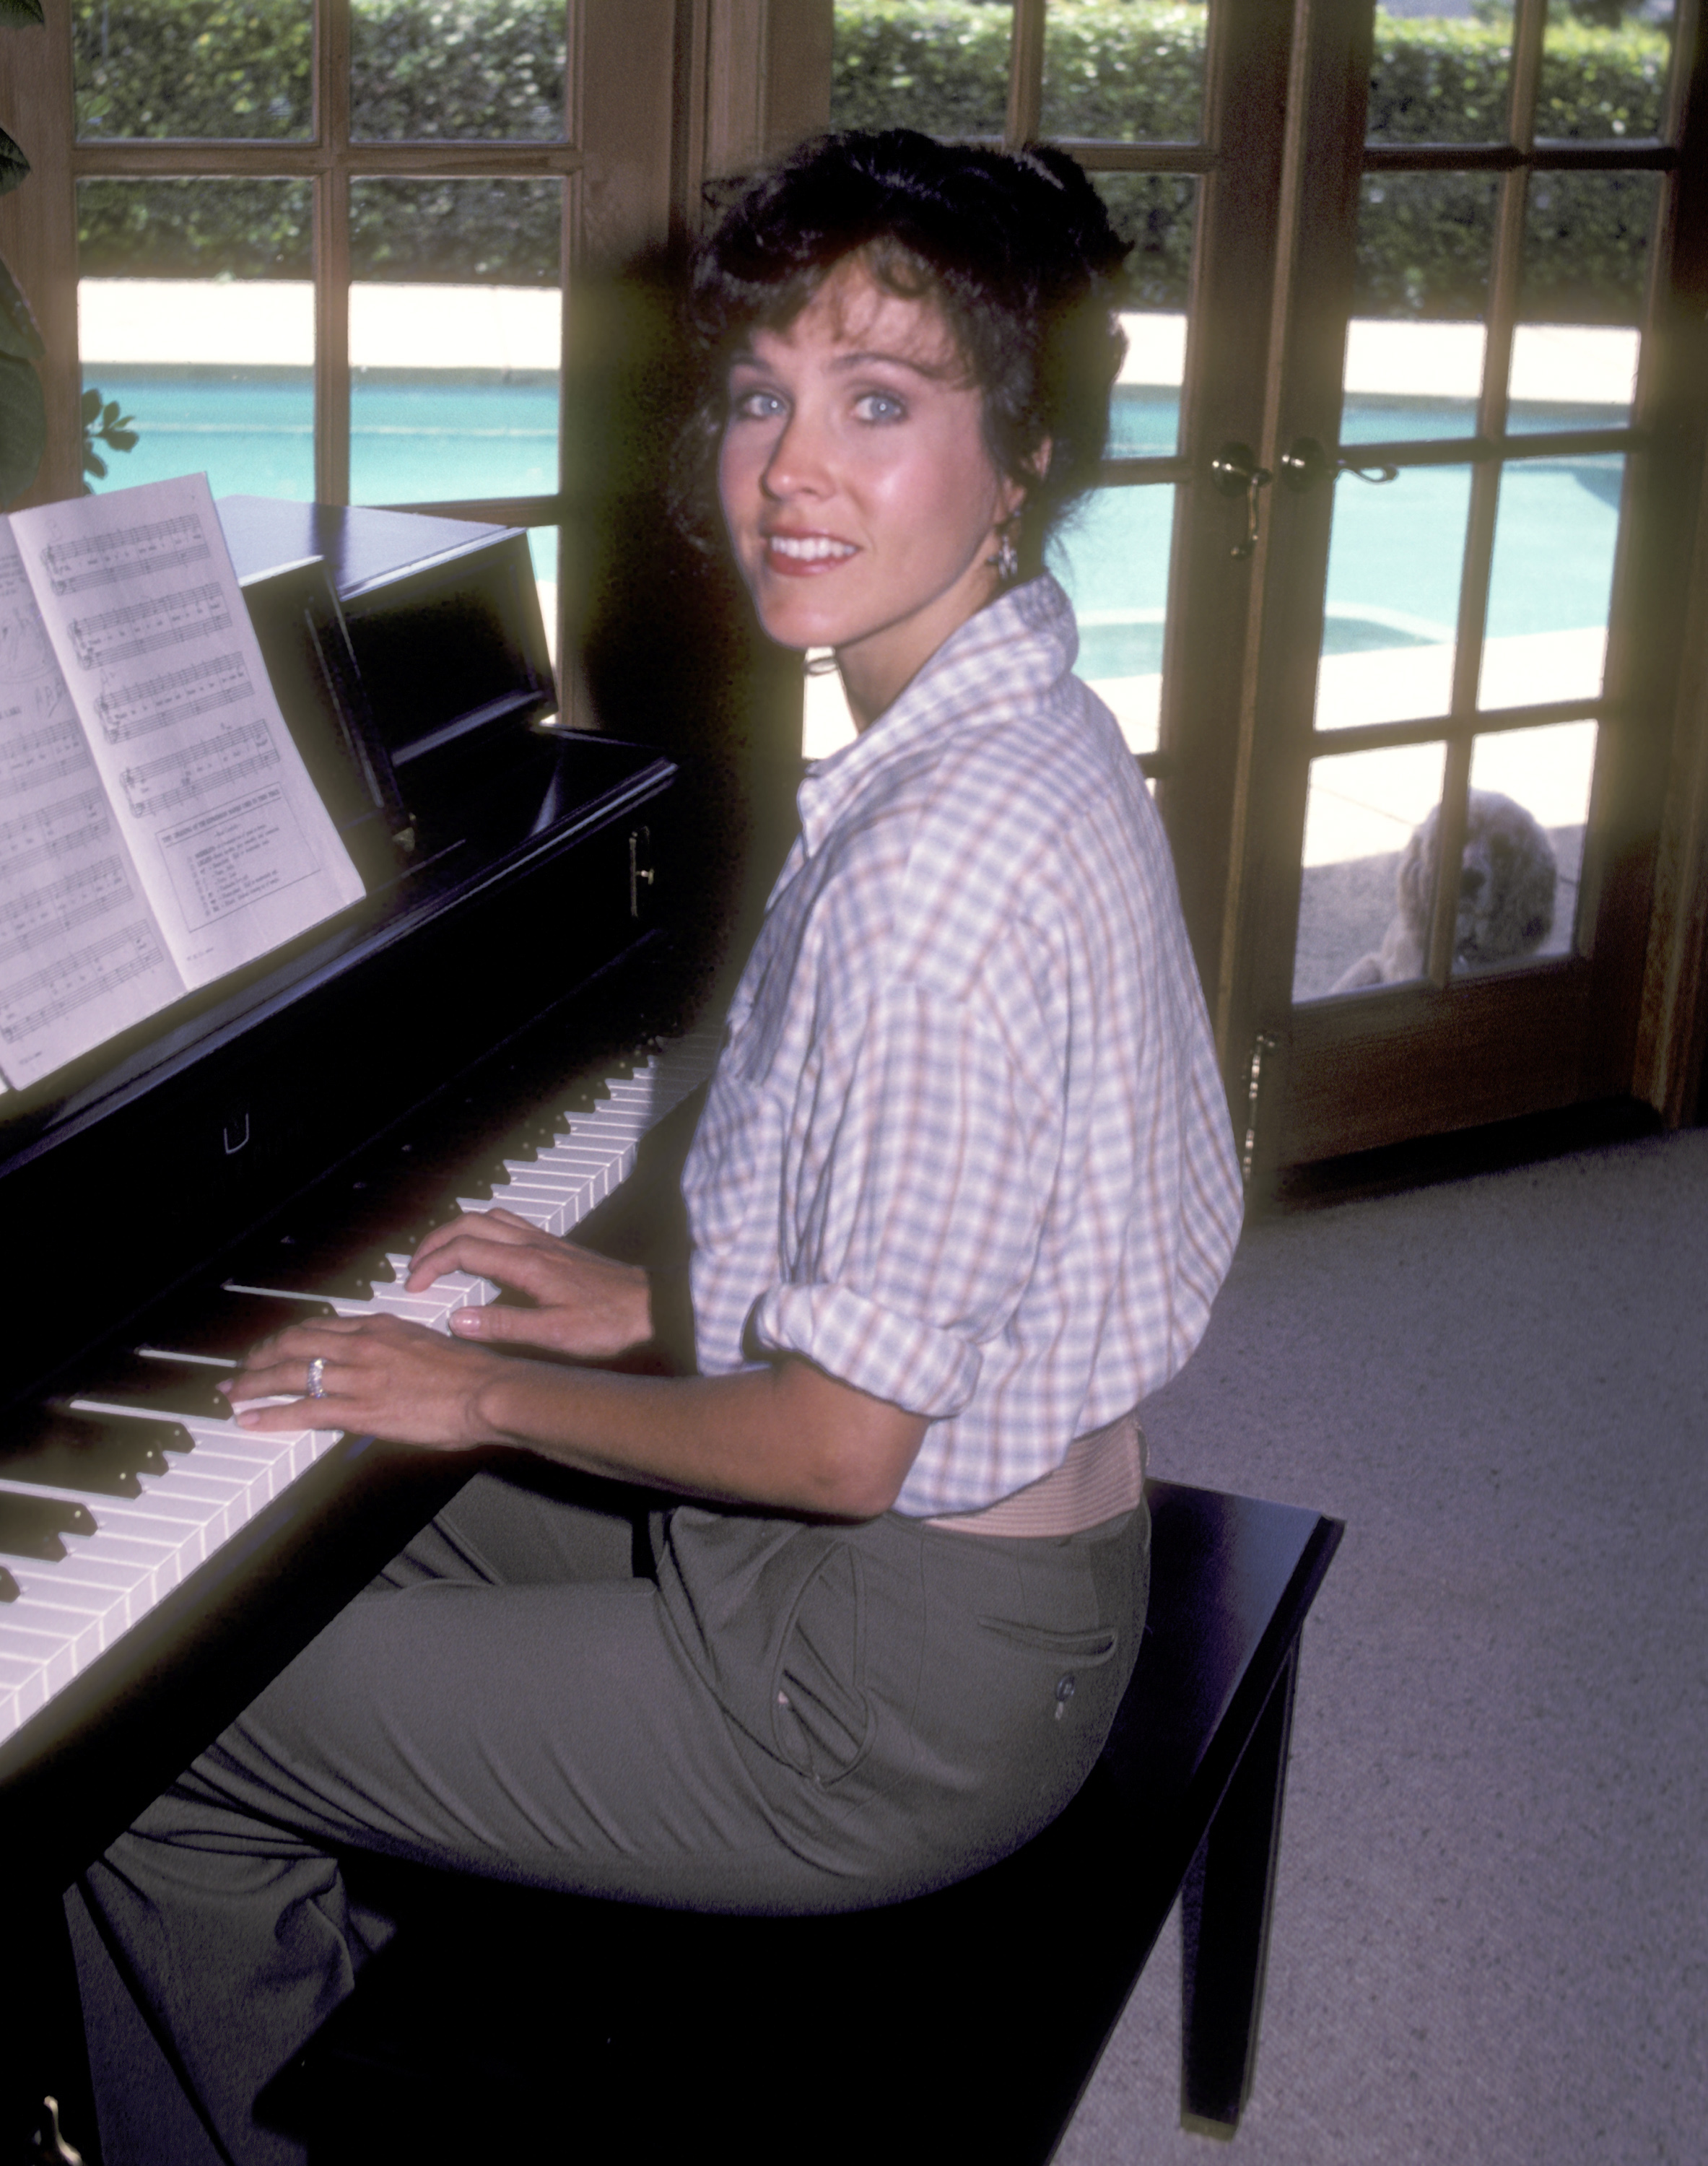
left=989, top=531, right=1019, bottom=584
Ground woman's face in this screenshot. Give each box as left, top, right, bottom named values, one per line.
left=718, top=257, right=1023, bottom=728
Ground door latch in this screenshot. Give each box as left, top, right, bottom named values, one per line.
left=1278, top=437, right=1400, bottom=491
left=1210, top=441, right=1273, bottom=560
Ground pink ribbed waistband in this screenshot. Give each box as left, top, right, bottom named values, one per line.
left=923, top=1412, right=1146, bottom=1539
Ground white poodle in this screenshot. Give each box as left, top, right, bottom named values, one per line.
left=1332, top=788, right=1557, bottom=993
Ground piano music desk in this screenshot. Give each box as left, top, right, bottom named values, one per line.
left=268, top=1481, right=1342, bottom=2165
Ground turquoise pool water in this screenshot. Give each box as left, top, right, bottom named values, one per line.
left=86, top=368, right=1623, bottom=664
left=85, top=365, right=559, bottom=575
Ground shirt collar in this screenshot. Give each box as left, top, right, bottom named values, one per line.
left=794, top=573, right=1079, bottom=858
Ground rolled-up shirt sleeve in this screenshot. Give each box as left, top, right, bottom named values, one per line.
left=749, top=980, right=1060, bottom=1418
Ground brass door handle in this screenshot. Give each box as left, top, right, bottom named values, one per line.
left=1278, top=437, right=1400, bottom=490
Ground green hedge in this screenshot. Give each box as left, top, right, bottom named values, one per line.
left=73, top=0, right=564, bottom=282
left=829, top=1, right=1670, bottom=320
left=72, top=0, right=1673, bottom=321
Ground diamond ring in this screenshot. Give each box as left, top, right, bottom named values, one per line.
left=307, top=1357, right=327, bottom=1400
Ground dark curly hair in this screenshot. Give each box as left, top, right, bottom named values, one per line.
left=680, top=129, right=1130, bottom=580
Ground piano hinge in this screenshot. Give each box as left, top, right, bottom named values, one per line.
left=1240, top=1029, right=1278, bottom=1191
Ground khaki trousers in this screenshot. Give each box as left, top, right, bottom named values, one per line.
left=74, top=1463, right=1148, bottom=2166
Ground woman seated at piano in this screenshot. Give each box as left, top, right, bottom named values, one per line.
left=79, top=129, right=1241, bottom=2163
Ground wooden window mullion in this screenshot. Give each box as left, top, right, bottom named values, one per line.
left=315, top=0, right=352, bottom=505
left=1007, top=0, right=1045, bottom=147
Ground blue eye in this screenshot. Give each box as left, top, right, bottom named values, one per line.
left=730, top=388, right=785, bottom=422
left=856, top=392, right=905, bottom=423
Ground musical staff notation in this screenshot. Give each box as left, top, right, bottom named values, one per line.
left=38, top=513, right=212, bottom=598
left=0, top=855, right=132, bottom=970
left=95, top=652, right=253, bottom=745
left=119, top=722, right=280, bottom=822
left=0, top=788, right=111, bottom=883
left=69, top=583, right=233, bottom=673
left=0, top=717, right=97, bottom=799
left=0, top=918, right=167, bottom=1044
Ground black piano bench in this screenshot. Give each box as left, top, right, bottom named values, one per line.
left=264, top=1482, right=1341, bottom=2166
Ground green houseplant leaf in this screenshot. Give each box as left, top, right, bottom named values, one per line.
left=0, top=254, right=45, bottom=362
left=0, top=2, right=48, bottom=28
left=0, top=123, right=28, bottom=199
left=0, top=348, right=46, bottom=502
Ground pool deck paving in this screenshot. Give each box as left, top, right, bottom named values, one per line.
left=79, top=280, right=1641, bottom=405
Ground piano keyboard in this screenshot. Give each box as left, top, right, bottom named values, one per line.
left=0, top=1029, right=720, bottom=1747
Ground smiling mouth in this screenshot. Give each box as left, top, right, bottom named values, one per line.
left=766, top=534, right=858, bottom=565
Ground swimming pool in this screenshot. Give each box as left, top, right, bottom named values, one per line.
left=84, top=365, right=561, bottom=576
left=85, top=367, right=1623, bottom=661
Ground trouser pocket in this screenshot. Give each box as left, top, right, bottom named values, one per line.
left=661, top=1510, right=876, bottom=1785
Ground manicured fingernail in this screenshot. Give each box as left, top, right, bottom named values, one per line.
left=237, top=1410, right=259, bottom=1428
left=450, top=1308, right=477, bottom=1331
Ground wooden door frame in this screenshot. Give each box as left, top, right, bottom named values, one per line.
left=1210, top=0, right=1708, bottom=1178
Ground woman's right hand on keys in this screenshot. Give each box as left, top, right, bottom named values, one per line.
left=406, top=1209, right=655, bottom=1361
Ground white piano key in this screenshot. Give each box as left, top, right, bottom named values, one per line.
left=523, top=1141, right=634, bottom=1188
left=458, top=1195, right=560, bottom=1234
left=382, top=1259, right=498, bottom=1306
left=0, top=1032, right=720, bottom=1752
left=64, top=1525, right=191, bottom=1588
left=225, top=1278, right=474, bottom=1336
left=492, top=1165, right=611, bottom=1204
left=4, top=1446, right=248, bottom=1547
left=0, top=1612, right=87, bottom=1695
left=0, top=1648, right=49, bottom=1742
left=6, top=1565, right=142, bottom=1652
left=21, top=1550, right=160, bottom=1634
left=568, top=1121, right=649, bottom=1147
left=53, top=1483, right=232, bottom=1564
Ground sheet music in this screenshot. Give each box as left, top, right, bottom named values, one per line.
left=0, top=527, right=184, bottom=1088
left=10, top=475, right=365, bottom=992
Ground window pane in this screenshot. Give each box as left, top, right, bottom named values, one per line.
left=1341, top=172, right=1497, bottom=443
left=1095, top=175, right=1197, bottom=457
left=73, top=0, right=312, bottom=139
left=351, top=0, right=568, bottom=142
left=1507, top=170, right=1657, bottom=432
left=1314, top=464, right=1470, bottom=731
left=1294, top=741, right=1447, bottom=1003
left=1367, top=6, right=1511, bottom=147
left=830, top=2, right=1011, bottom=139
left=349, top=178, right=562, bottom=508
left=1478, top=456, right=1620, bottom=710
left=78, top=179, right=314, bottom=501
left=531, top=529, right=559, bottom=668
left=1456, top=721, right=1598, bottom=975
left=1538, top=1, right=1677, bottom=143
left=1050, top=482, right=1175, bottom=756
left=1041, top=0, right=1206, bottom=142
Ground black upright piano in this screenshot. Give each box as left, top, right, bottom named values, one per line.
left=1, top=501, right=702, bottom=2144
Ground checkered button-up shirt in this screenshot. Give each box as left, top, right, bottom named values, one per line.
left=681, top=574, right=1242, bottom=1517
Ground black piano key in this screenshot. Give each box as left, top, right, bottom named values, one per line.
left=0, top=1491, right=97, bottom=1560
left=139, top=1287, right=339, bottom=1362
left=3, top=1412, right=186, bottom=1497
left=0, top=1565, right=19, bottom=1601
left=51, top=1354, right=233, bottom=1422
left=224, top=1230, right=388, bottom=1301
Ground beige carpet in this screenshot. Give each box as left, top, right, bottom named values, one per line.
left=1059, top=1128, right=1708, bottom=2166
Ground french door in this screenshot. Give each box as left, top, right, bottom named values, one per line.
left=1206, top=0, right=1708, bottom=1179
left=817, top=0, right=1708, bottom=1180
